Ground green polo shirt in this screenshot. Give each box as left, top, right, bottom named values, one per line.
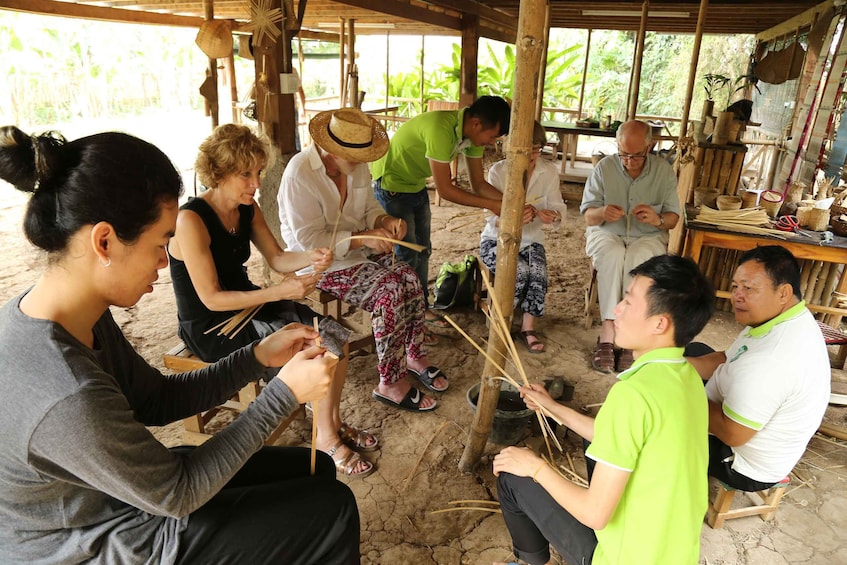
left=369, top=108, right=485, bottom=194
left=586, top=347, right=708, bottom=564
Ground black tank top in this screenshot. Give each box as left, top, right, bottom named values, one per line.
left=168, top=197, right=257, bottom=360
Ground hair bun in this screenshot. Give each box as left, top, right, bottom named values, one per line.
left=0, top=126, right=66, bottom=193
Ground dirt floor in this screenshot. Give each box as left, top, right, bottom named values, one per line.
left=2, top=174, right=847, bottom=564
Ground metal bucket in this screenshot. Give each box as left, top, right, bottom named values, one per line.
left=466, top=383, right=533, bottom=446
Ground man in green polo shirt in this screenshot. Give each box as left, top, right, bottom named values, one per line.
left=371, top=95, right=510, bottom=325
left=493, top=254, right=714, bottom=565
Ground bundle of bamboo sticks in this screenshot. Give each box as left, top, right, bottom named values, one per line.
left=204, top=304, right=263, bottom=339
left=694, top=206, right=787, bottom=238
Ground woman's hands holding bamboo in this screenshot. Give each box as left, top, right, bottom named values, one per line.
left=274, top=272, right=321, bottom=300
left=379, top=216, right=407, bottom=240
left=276, top=346, right=337, bottom=404
left=310, top=247, right=333, bottom=273
left=354, top=228, right=396, bottom=254
left=254, top=323, right=318, bottom=367
left=537, top=209, right=561, bottom=225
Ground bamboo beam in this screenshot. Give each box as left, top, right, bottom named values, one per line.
left=679, top=0, right=709, bottom=142
left=0, top=0, right=203, bottom=27
left=460, top=0, right=546, bottom=473
left=460, top=14, right=480, bottom=108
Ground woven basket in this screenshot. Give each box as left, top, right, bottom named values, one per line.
left=808, top=208, right=830, bottom=232
left=786, top=181, right=807, bottom=204
left=796, top=206, right=814, bottom=227
left=717, top=195, right=742, bottom=211
left=760, top=190, right=784, bottom=218
left=694, top=187, right=720, bottom=208
left=195, top=20, right=233, bottom=59
left=831, top=216, right=847, bottom=237
left=741, top=190, right=759, bottom=209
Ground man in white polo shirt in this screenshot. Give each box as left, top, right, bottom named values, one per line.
left=688, top=245, right=830, bottom=491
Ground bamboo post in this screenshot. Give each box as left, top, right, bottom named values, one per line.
left=716, top=150, right=734, bottom=194
left=728, top=152, right=745, bottom=195
left=576, top=29, right=592, bottom=120
left=460, top=0, right=546, bottom=472
left=679, top=0, right=709, bottom=142
left=627, top=0, right=649, bottom=120
left=225, top=52, right=238, bottom=123
left=535, top=4, right=551, bottom=120
left=420, top=35, right=425, bottom=112
left=700, top=149, right=715, bottom=189
left=338, top=19, right=345, bottom=105
left=347, top=19, right=357, bottom=108
left=202, top=0, right=219, bottom=128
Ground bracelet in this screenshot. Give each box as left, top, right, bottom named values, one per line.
left=532, top=462, right=546, bottom=483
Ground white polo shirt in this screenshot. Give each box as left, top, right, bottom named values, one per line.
left=706, top=301, right=830, bottom=483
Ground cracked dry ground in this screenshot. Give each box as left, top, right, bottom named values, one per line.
left=2, top=184, right=846, bottom=564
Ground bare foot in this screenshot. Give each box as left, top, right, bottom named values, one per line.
left=377, top=378, right=436, bottom=410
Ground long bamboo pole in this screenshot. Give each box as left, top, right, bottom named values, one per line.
left=628, top=0, right=649, bottom=120
left=576, top=29, right=592, bottom=120
left=202, top=0, right=218, bottom=128
left=535, top=4, right=551, bottom=120
left=459, top=0, right=546, bottom=472
left=679, top=0, right=709, bottom=143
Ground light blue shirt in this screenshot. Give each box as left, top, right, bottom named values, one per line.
left=580, top=154, right=679, bottom=238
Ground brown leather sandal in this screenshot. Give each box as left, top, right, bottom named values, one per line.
left=338, top=423, right=379, bottom=452
left=592, top=340, right=615, bottom=373
left=327, top=442, right=376, bottom=479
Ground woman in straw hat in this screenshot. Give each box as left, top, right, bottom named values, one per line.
left=169, top=123, right=376, bottom=478
left=279, top=108, right=447, bottom=413
left=0, top=125, right=359, bottom=563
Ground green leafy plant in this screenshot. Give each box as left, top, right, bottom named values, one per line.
left=702, top=73, right=731, bottom=102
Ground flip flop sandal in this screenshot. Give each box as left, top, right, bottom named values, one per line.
left=518, top=330, right=545, bottom=354
left=327, top=442, right=376, bottom=479
left=338, top=422, right=379, bottom=452
left=592, top=340, right=615, bottom=373
left=371, top=387, right=437, bottom=412
left=407, top=366, right=449, bottom=392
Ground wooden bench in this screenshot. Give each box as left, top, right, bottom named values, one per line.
left=162, top=342, right=302, bottom=446
left=304, top=289, right=375, bottom=355
left=706, top=476, right=790, bottom=529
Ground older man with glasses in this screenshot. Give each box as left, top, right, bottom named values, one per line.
left=580, top=119, right=680, bottom=373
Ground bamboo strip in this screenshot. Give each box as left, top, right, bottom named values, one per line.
left=809, top=261, right=829, bottom=304
left=430, top=506, right=502, bottom=515
left=229, top=304, right=263, bottom=339
left=701, top=150, right=715, bottom=187
left=335, top=234, right=426, bottom=252
left=449, top=499, right=501, bottom=506
left=310, top=316, right=321, bottom=476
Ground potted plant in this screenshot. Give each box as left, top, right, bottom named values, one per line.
left=702, top=73, right=731, bottom=119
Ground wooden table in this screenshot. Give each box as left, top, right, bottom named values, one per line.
left=540, top=120, right=617, bottom=175
left=684, top=222, right=847, bottom=322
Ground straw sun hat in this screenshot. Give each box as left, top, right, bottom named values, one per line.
left=309, top=108, right=389, bottom=163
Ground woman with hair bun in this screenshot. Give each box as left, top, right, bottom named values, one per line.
left=0, top=126, right=360, bottom=564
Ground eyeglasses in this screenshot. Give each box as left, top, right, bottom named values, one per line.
left=617, top=148, right=649, bottom=162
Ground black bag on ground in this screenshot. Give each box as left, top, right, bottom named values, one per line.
left=432, top=255, right=478, bottom=310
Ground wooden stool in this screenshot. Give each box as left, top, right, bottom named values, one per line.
left=584, top=267, right=599, bottom=330
left=162, top=342, right=302, bottom=446
left=305, top=289, right=375, bottom=354
left=706, top=476, right=790, bottom=529
left=817, top=320, right=847, bottom=369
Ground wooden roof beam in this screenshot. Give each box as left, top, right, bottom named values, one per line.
left=0, top=0, right=203, bottom=27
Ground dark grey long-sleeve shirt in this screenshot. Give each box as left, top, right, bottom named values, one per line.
left=0, top=293, right=299, bottom=564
